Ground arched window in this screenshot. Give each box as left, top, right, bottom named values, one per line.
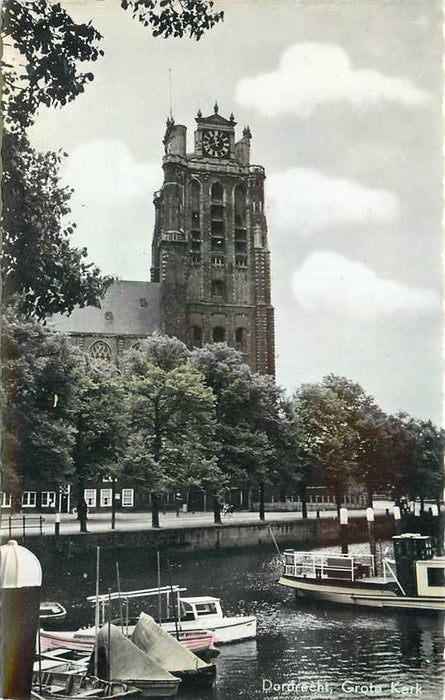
left=212, top=326, right=225, bottom=343
left=211, top=182, right=225, bottom=254
left=234, top=184, right=247, bottom=226
left=190, top=180, right=201, bottom=264
left=89, top=340, right=112, bottom=361
left=211, top=182, right=224, bottom=202
left=235, top=327, right=247, bottom=351
left=234, top=184, right=247, bottom=268
left=211, top=280, right=225, bottom=297
left=191, top=326, right=202, bottom=348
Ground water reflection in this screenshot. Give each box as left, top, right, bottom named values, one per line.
left=42, top=544, right=445, bottom=699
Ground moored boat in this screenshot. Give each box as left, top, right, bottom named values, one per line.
left=131, top=613, right=216, bottom=688
left=40, top=626, right=218, bottom=660
left=278, top=534, right=445, bottom=611
left=40, top=602, right=67, bottom=626
left=90, top=624, right=180, bottom=697
left=32, top=660, right=139, bottom=700
left=86, top=585, right=257, bottom=644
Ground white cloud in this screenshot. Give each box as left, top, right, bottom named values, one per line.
left=292, top=251, right=437, bottom=319
left=268, top=168, right=399, bottom=236
left=62, top=140, right=160, bottom=204
left=236, top=43, right=430, bottom=117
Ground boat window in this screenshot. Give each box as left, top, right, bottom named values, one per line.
left=427, top=567, right=445, bottom=587
left=195, top=603, right=218, bottom=615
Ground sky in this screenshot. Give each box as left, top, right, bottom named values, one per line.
left=30, top=0, right=443, bottom=424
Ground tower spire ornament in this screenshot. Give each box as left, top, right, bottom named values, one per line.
left=168, top=68, right=173, bottom=119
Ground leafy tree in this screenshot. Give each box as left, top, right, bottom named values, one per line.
left=70, top=359, right=127, bottom=533
left=2, top=0, right=103, bottom=131
left=123, top=336, right=216, bottom=528
left=322, top=375, right=389, bottom=507
left=289, top=382, right=358, bottom=515
left=387, top=413, right=444, bottom=508
left=191, top=344, right=285, bottom=522
left=1, top=311, right=79, bottom=509
left=2, top=133, right=113, bottom=320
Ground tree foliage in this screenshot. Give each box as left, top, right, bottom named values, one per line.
left=2, top=312, right=79, bottom=501
left=191, top=344, right=285, bottom=520
left=2, top=0, right=103, bottom=130
left=2, top=132, right=113, bottom=320
left=121, top=0, right=223, bottom=41
left=123, top=336, right=216, bottom=526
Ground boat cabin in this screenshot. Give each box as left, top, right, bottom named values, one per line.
left=283, top=551, right=375, bottom=582
left=180, top=597, right=223, bottom=621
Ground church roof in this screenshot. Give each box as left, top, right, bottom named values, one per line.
left=196, top=112, right=235, bottom=127
left=49, top=280, right=160, bottom=336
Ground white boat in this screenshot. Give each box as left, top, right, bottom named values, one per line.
left=85, top=585, right=257, bottom=644
left=278, top=534, right=445, bottom=612
left=160, top=596, right=257, bottom=644
left=40, top=602, right=67, bottom=625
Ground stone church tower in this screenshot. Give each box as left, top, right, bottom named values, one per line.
left=151, top=104, right=275, bottom=375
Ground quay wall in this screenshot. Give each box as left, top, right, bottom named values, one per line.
left=17, top=515, right=395, bottom=565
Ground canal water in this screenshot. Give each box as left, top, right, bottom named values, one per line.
left=42, top=542, right=445, bottom=699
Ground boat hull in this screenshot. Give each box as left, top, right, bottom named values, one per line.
left=160, top=616, right=257, bottom=644
left=278, top=576, right=445, bottom=611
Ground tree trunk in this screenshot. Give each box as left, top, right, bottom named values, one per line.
left=366, top=489, right=374, bottom=509
left=213, top=492, right=221, bottom=525
left=259, top=481, right=265, bottom=521
left=151, top=493, right=160, bottom=528
left=300, top=486, right=308, bottom=519
left=11, top=492, right=22, bottom=515
left=76, top=475, right=88, bottom=533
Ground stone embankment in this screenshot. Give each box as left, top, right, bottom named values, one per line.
left=21, top=514, right=395, bottom=566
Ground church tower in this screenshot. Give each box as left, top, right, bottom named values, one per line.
left=151, top=104, right=275, bottom=376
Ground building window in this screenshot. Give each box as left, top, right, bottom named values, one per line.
left=211, top=255, right=225, bottom=268
left=211, top=280, right=225, bottom=297
left=41, top=491, right=56, bottom=508
left=100, top=488, right=112, bottom=507
left=190, top=180, right=202, bottom=261
left=234, top=184, right=247, bottom=263
left=22, top=492, right=37, bottom=508
left=213, top=326, right=225, bottom=343
left=89, top=340, right=112, bottom=361
left=139, top=298, right=148, bottom=307
left=122, top=489, right=134, bottom=507
left=235, top=255, right=248, bottom=269
left=235, top=327, right=247, bottom=351
left=211, top=182, right=224, bottom=202
left=84, top=489, right=97, bottom=508
left=191, top=325, right=202, bottom=348
left=1, top=492, right=11, bottom=507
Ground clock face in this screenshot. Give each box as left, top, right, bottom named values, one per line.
left=202, top=130, right=230, bottom=158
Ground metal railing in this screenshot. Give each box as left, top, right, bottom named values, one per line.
left=0, top=515, right=45, bottom=538
left=283, top=550, right=375, bottom=582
